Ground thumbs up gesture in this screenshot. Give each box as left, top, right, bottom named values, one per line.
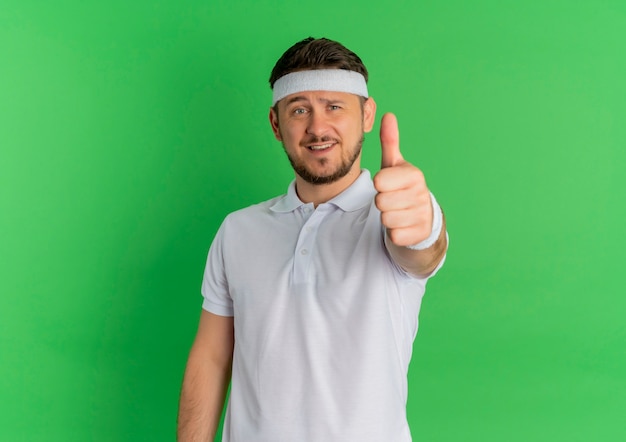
left=374, top=113, right=434, bottom=248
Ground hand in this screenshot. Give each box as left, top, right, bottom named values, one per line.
left=373, top=113, right=433, bottom=247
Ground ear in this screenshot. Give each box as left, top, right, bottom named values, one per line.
left=269, top=107, right=282, bottom=141
left=362, top=97, right=377, bottom=133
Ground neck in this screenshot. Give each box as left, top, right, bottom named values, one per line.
left=295, top=168, right=362, bottom=207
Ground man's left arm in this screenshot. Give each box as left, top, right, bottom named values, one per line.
left=373, top=113, right=448, bottom=278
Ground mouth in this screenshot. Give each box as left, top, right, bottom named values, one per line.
left=305, top=142, right=336, bottom=152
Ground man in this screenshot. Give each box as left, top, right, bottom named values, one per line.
left=178, top=37, right=448, bottom=441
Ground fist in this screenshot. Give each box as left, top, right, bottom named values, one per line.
left=373, top=113, right=433, bottom=247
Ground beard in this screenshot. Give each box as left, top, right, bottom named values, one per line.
left=283, top=134, right=364, bottom=185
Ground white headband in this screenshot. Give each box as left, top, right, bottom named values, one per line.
left=271, top=69, right=368, bottom=105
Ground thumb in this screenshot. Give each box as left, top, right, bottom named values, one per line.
left=380, top=112, right=403, bottom=168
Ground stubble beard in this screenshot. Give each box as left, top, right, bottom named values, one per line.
left=283, top=134, right=365, bottom=185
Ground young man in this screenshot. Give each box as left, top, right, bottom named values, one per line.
left=178, top=37, right=448, bottom=442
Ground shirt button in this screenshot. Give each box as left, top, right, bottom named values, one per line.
left=300, top=249, right=309, bottom=255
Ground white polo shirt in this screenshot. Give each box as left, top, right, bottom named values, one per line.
left=202, top=170, right=445, bottom=442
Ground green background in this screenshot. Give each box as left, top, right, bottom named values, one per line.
left=1, top=0, right=624, bottom=440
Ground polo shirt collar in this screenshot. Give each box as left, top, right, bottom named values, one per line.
left=270, top=169, right=375, bottom=213
left=270, top=179, right=305, bottom=213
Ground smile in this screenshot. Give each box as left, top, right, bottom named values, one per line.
left=307, top=143, right=335, bottom=151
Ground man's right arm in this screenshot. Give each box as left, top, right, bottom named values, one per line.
left=177, top=310, right=234, bottom=441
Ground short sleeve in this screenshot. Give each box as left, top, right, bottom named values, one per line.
left=201, top=222, right=234, bottom=317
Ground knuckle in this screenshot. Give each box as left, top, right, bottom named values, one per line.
left=411, top=170, right=426, bottom=188
left=417, top=192, right=431, bottom=208
left=381, top=211, right=394, bottom=228
left=388, top=228, right=402, bottom=245
left=373, top=172, right=384, bottom=190
left=416, top=226, right=429, bottom=242
left=375, top=193, right=385, bottom=210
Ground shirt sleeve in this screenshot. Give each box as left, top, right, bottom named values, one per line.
left=201, top=221, right=234, bottom=317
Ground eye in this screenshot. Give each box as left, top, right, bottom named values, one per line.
left=329, top=104, right=341, bottom=111
left=293, top=108, right=307, bottom=115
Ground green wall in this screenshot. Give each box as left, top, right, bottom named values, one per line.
left=1, top=1, right=624, bottom=440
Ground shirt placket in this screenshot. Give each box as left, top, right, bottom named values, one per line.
left=292, top=204, right=331, bottom=285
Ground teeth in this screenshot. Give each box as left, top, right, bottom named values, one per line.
left=309, top=143, right=333, bottom=151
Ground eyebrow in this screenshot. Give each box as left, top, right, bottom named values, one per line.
left=285, top=96, right=347, bottom=106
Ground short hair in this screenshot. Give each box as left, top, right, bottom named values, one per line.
left=269, top=37, right=369, bottom=89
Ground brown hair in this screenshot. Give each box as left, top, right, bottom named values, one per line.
left=269, top=37, right=368, bottom=88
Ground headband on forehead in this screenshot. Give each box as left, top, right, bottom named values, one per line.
left=271, top=69, right=368, bottom=106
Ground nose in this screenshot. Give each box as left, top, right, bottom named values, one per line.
left=305, top=109, right=329, bottom=137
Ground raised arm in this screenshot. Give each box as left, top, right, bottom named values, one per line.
left=177, top=310, right=234, bottom=441
left=384, top=211, right=448, bottom=277
left=374, top=113, right=448, bottom=277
